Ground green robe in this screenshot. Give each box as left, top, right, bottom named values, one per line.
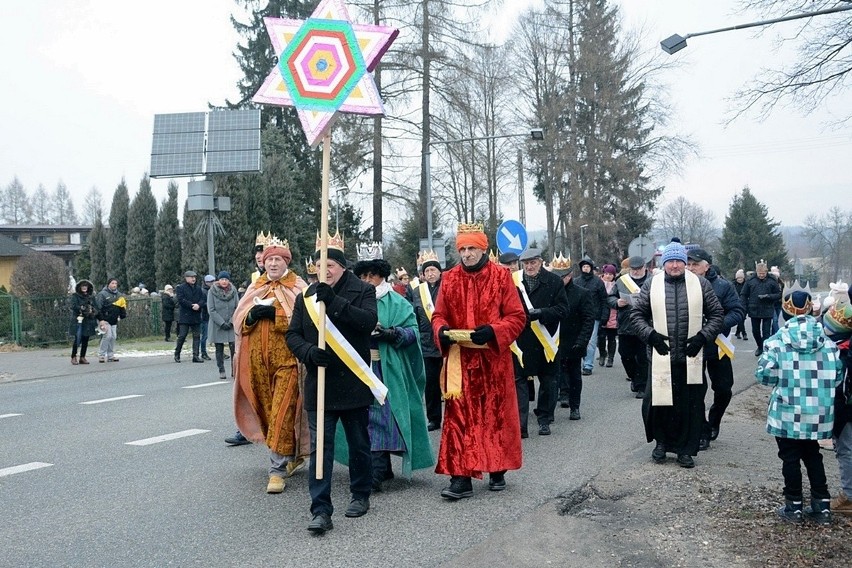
left=335, top=289, right=435, bottom=478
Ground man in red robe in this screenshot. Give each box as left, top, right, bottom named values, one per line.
left=431, top=223, right=527, bottom=499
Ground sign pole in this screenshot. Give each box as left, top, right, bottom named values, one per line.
left=315, top=131, right=332, bottom=480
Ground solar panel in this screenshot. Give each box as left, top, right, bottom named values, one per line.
left=149, top=110, right=262, bottom=178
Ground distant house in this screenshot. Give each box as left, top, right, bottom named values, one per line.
left=0, top=224, right=92, bottom=271
left=0, top=234, right=36, bottom=290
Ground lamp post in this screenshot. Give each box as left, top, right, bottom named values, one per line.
left=579, top=224, right=588, bottom=259
left=661, top=4, right=852, bottom=54
left=424, top=128, right=544, bottom=250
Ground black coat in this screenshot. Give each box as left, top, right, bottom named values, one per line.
left=95, top=286, right=126, bottom=325
left=739, top=275, right=781, bottom=319
left=286, top=270, right=379, bottom=411
left=558, top=278, right=595, bottom=359
left=411, top=279, right=441, bottom=359
left=161, top=293, right=176, bottom=322
left=68, top=280, right=98, bottom=337
left=703, top=267, right=746, bottom=358
left=176, top=281, right=206, bottom=325
left=575, top=270, right=609, bottom=322
left=516, top=268, right=569, bottom=377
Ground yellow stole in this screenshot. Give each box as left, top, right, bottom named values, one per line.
left=513, top=270, right=559, bottom=362
left=417, top=282, right=435, bottom=321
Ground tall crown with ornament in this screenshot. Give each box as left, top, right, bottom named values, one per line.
left=488, top=249, right=499, bottom=264
left=419, top=249, right=439, bottom=266
left=255, top=231, right=271, bottom=251
left=316, top=231, right=345, bottom=253
left=357, top=241, right=383, bottom=261
left=550, top=252, right=572, bottom=271
left=305, top=257, right=317, bottom=275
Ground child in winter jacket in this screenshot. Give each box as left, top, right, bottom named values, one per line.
left=756, top=289, right=844, bottom=524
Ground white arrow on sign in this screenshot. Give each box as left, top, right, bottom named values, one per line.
left=500, top=227, right=522, bottom=251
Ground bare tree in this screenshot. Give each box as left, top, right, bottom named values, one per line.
left=802, top=206, right=852, bottom=282
left=51, top=181, right=79, bottom=225
left=81, top=187, right=104, bottom=226
left=655, top=196, right=719, bottom=246
left=31, top=184, right=51, bottom=224
left=1, top=177, right=32, bottom=224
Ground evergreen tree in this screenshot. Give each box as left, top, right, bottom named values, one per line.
left=125, top=175, right=158, bottom=290
left=89, top=214, right=108, bottom=287
left=718, top=186, right=790, bottom=277
left=106, top=179, right=130, bottom=289
left=155, top=181, right=183, bottom=290
left=52, top=181, right=79, bottom=224
left=74, top=244, right=92, bottom=282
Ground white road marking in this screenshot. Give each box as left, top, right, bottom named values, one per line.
left=0, top=413, right=23, bottom=419
left=0, top=462, right=53, bottom=477
left=80, top=395, right=144, bottom=405
left=182, top=381, right=229, bottom=389
left=125, top=429, right=209, bottom=446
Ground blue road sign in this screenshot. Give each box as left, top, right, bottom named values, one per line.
left=496, top=220, right=528, bottom=255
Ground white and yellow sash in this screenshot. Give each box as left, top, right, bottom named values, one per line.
left=510, top=341, right=524, bottom=368
left=417, top=282, right=435, bottom=321
left=410, top=277, right=420, bottom=290
left=303, top=293, right=388, bottom=405
left=619, top=273, right=641, bottom=294
left=513, top=270, right=560, bottom=362
left=649, top=270, right=703, bottom=406
left=715, top=333, right=735, bottom=360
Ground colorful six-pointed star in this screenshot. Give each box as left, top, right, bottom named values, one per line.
left=253, top=0, right=399, bottom=147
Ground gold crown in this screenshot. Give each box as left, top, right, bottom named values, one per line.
left=315, top=231, right=345, bottom=252
left=396, top=267, right=409, bottom=278
left=457, top=222, right=484, bottom=234
left=551, top=252, right=572, bottom=271
left=255, top=231, right=271, bottom=250
left=357, top=241, right=383, bottom=261
left=266, top=234, right=290, bottom=249
left=305, top=256, right=317, bottom=275
left=419, top=250, right=439, bottom=265
left=489, top=249, right=499, bottom=264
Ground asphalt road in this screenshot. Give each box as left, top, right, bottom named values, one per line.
left=0, top=338, right=761, bottom=567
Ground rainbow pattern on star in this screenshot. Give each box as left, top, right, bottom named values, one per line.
left=253, top=0, right=399, bottom=147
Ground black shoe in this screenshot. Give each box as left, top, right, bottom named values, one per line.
left=427, top=421, right=440, bottom=432
left=441, top=476, right=473, bottom=500
left=307, top=513, right=333, bottom=534
left=804, top=498, right=832, bottom=525
left=652, top=442, right=666, bottom=463
left=742, top=334, right=748, bottom=341
left=709, top=426, right=720, bottom=441
left=635, top=390, right=645, bottom=399
left=677, top=454, right=695, bottom=468
left=201, top=353, right=211, bottom=361
left=223, top=353, right=230, bottom=360
left=735, top=333, right=741, bottom=339
left=520, top=429, right=529, bottom=439
left=488, top=472, right=506, bottom=492
left=538, top=424, right=551, bottom=436
left=192, top=356, right=204, bottom=363
left=569, top=408, right=581, bottom=420
left=598, top=356, right=606, bottom=367
left=581, top=368, right=592, bottom=376
left=174, top=354, right=180, bottom=363
left=344, top=496, right=370, bottom=518
left=559, top=400, right=570, bottom=408
left=754, top=348, right=761, bottom=357
left=372, top=479, right=383, bottom=492
left=225, top=431, right=251, bottom=446
left=165, top=337, right=173, bottom=342
left=698, top=438, right=710, bottom=452
left=777, top=500, right=803, bottom=523
left=605, top=359, right=613, bottom=367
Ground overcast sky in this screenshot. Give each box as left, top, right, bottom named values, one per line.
left=1, top=0, right=849, bottom=233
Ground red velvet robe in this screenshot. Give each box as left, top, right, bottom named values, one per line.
left=431, top=260, right=526, bottom=478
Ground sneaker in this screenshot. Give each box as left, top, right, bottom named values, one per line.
left=538, top=423, right=551, bottom=436
left=742, top=334, right=748, bottom=341
left=488, top=471, right=507, bottom=492
left=266, top=475, right=285, bottom=494
left=830, top=493, right=852, bottom=516
left=98, top=357, right=106, bottom=363
left=651, top=442, right=666, bottom=463
left=307, top=513, right=333, bottom=534
left=804, top=498, right=832, bottom=525
left=225, top=431, right=251, bottom=446
left=441, top=476, right=473, bottom=500
left=223, top=353, right=230, bottom=360
left=344, top=496, right=370, bottom=518
left=201, top=353, right=211, bottom=361
left=777, top=500, right=803, bottom=523
left=107, top=357, right=119, bottom=362
left=285, top=457, right=306, bottom=477
left=676, top=454, right=695, bottom=468
left=569, top=408, right=581, bottom=420
left=605, top=359, right=613, bottom=367
left=581, top=368, right=592, bottom=376
left=218, top=371, right=227, bottom=380
left=427, top=421, right=440, bottom=432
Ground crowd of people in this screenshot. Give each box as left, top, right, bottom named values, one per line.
left=65, top=228, right=852, bottom=533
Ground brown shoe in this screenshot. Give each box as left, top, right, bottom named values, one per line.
left=71, top=356, right=79, bottom=365
left=831, top=492, right=852, bottom=515
left=266, top=475, right=285, bottom=494
left=79, top=357, right=89, bottom=364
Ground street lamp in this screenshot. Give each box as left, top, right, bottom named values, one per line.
left=424, top=128, right=544, bottom=250
left=579, top=224, right=588, bottom=259
left=661, top=4, right=852, bottom=54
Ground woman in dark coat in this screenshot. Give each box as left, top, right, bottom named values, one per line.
left=161, top=284, right=177, bottom=341
left=68, top=279, right=98, bottom=365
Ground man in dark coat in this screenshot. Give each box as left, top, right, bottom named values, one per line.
left=174, top=270, right=206, bottom=363
left=95, top=278, right=126, bottom=363
left=574, top=256, right=608, bottom=376
left=286, top=241, right=378, bottom=534
left=630, top=241, right=724, bottom=468
left=608, top=256, right=651, bottom=397
left=411, top=252, right=443, bottom=431
left=552, top=259, right=595, bottom=420
left=514, top=249, right=569, bottom=437
left=740, top=263, right=782, bottom=355
left=686, top=249, right=746, bottom=449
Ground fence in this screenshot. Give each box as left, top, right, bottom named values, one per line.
left=0, top=293, right=163, bottom=347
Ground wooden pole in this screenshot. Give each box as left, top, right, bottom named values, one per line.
left=315, top=130, right=332, bottom=479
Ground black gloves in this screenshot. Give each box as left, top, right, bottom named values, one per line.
left=374, top=325, right=398, bottom=343
left=220, top=322, right=233, bottom=331
left=315, top=282, right=336, bottom=303
left=308, top=346, right=331, bottom=367
left=685, top=334, right=707, bottom=357
left=569, top=344, right=587, bottom=359
left=470, top=325, right=495, bottom=345
left=528, top=308, right=542, bottom=321
left=648, top=330, right=670, bottom=356
left=438, top=326, right=455, bottom=350
left=248, top=305, right=276, bottom=324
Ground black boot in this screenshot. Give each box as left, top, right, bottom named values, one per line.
left=598, top=355, right=606, bottom=367
left=652, top=442, right=666, bottom=463
left=804, top=498, right=831, bottom=525
left=440, top=476, right=473, bottom=500
left=777, top=499, right=803, bottom=523
left=605, top=356, right=613, bottom=367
